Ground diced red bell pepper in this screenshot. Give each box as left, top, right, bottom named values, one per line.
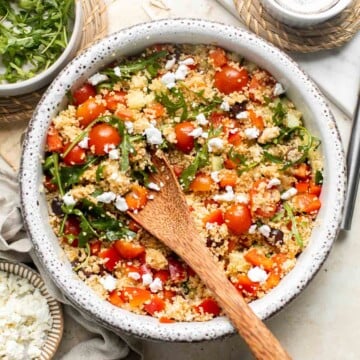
left=154, top=270, right=170, bottom=283
left=202, top=209, right=224, bottom=226
left=99, top=246, right=121, bottom=271
left=90, top=240, right=102, bottom=255
left=244, top=248, right=274, bottom=272
left=195, top=298, right=221, bottom=316
left=144, top=296, right=166, bottom=315
left=121, top=287, right=151, bottom=308
left=108, top=290, right=124, bottom=307
left=234, top=274, right=259, bottom=295
left=159, top=317, right=175, bottom=323
left=114, top=240, right=145, bottom=259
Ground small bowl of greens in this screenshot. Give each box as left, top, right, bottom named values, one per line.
left=0, top=0, right=83, bottom=96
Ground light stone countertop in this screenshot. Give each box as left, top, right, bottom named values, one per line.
left=3, top=1, right=359, bottom=359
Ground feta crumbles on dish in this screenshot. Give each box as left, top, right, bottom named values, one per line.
left=43, top=44, right=323, bottom=323
left=0, top=271, right=52, bottom=360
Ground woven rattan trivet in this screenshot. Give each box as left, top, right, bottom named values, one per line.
left=0, top=0, right=108, bottom=124
left=234, top=0, right=360, bottom=52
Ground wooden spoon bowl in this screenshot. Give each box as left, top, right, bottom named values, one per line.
left=128, top=154, right=291, bottom=360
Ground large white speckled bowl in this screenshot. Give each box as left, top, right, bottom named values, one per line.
left=20, top=19, right=346, bottom=342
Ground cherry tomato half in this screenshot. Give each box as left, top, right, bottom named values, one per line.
left=76, top=97, right=106, bottom=127
left=72, top=83, right=96, bottom=105
left=63, top=143, right=86, bottom=166
left=104, top=90, right=127, bottom=111
left=224, top=204, right=252, bottom=235
left=214, top=65, right=249, bottom=94
left=46, top=126, right=63, bottom=153
left=174, top=122, right=195, bottom=154
left=88, top=123, right=121, bottom=156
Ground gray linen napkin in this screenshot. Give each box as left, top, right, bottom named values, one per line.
left=0, top=162, right=142, bottom=360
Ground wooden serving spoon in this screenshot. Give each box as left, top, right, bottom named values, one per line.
left=128, top=155, right=291, bottom=360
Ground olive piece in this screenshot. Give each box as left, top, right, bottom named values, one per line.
left=229, top=101, right=248, bottom=118
left=51, top=198, right=63, bottom=215
left=270, top=228, right=284, bottom=244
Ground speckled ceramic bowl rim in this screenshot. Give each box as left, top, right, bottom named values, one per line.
left=19, top=19, right=346, bottom=342
left=0, top=260, right=63, bottom=359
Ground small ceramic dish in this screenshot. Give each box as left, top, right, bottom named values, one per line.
left=0, top=260, right=63, bottom=359
left=260, top=0, right=353, bottom=27
left=0, top=1, right=83, bottom=97
left=20, top=19, right=346, bottom=342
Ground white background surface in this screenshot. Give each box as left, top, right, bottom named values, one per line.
left=3, top=0, right=358, bottom=359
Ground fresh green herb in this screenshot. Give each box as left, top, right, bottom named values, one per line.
left=43, top=153, right=64, bottom=196
left=0, top=0, right=74, bottom=83
left=272, top=101, right=286, bottom=126
left=179, top=144, right=209, bottom=191
left=284, top=203, right=303, bottom=248
left=315, top=170, right=323, bottom=185
left=181, top=281, right=190, bottom=295
left=270, top=210, right=285, bottom=223
left=156, top=88, right=188, bottom=121
left=96, top=164, right=104, bottom=182
left=227, top=149, right=260, bottom=175
left=263, top=151, right=283, bottom=164
left=102, top=50, right=168, bottom=80
left=189, top=96, right=222, bottom=119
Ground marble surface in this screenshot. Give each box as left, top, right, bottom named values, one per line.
left=1, top=0, right=359, bottom=359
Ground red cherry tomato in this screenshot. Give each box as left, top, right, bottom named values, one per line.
left=63, top=143, right=86, bottom=166
left=88, top=123, right=121, bottom=156
left=174, top=122, right=195, bottom=154
left=63, top=216, right=80, bottom=247
left=72, top=83, right=96, bottom=105
left=76, top=97, right=106, bottom=127
left=104, top=90, right=127, bottom=111
left=195, top=298, right=221, bottom=316
left=224, top=204, right=252, bottom=235
left=189, top=173, right=213, bottom=192
left=214, top=65, right=249, bottom=94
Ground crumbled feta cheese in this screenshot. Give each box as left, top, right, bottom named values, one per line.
left=180, top=57, right=195, bottom=66
left=281, top=187, right=298, bottom=200
left=161, top=72, right=176, bottom=88
left=235, top=193, right=249, bottom=204
left=259, top=224, right=271, bottom=238
left=147, top=194, right=155, bottom=200
left=113, top=66, right=122, bottom=77
left=124, top=121, right=134, bottom=134
left=210, top=171, right=220, bottom=183
left=267, top=178, right=281, bottom=189
left=99, top=275, right=117, bottom=291
left=115, top=196, right=128, bottom=212
left=88, top=73, right=108, bottom=86
left=236, top=111, right=248, bottom=120
left=108, top=149, right=120, bottom=160
left=104, top=143, right=115, bottom=154
left=220, top=101, right=230, bottom=111
left=142, top=273, right=153, bottom=286
left=273, top=82, right=285, bottom=96
left=213, top=186, right=235, bottom=202
left=0, top=271, right=52, bottom=360
left=78, top=136, right=89, bottom=149
left=196, top=113, right=208, bottom=125
left=96, top=191, right=116, bottom=204
left=128, top=272, right=141, bottom=280
left=205, top=222, right=215, bottom=230
left=149, top=277, right=163, bottom=293
left=63, top=192, right=76, bottom=206
left=148, top=182, right=161, bottom=191
left=165, top=57, right=176, bottom=70
left=201, top=132, right=209, bottom=139
left=248, top=266, right=268, bottom=283
left=174, top=64, right=189, bottom=80
left=189, top=127, right=203, bottom=138
left=248, top=224, right=257, bottom=234
left=208, top=138, right=224, bottom=153
left=244, top=127, right=260, bottom=140
left=144, top=125, right=163, bottom=145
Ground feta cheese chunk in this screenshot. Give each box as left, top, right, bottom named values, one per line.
left=267, top=178, right=281, bottom=189
left=174, top=64, right=189, bottom=80
left=189, top=127, right=203, bottom=138
left=248, top=266, right=268, bottom=283
left=180, top=57, right=195, bottom=66
left=208, top=137, right=224, bottom=153
left=281, top=187, right=298, bottom=200
left=210, top=171, right=220, bottom=183
left=128, top=272, right=141, bottom=280
left=236, top=111, right=248, bottom=120
left=124, top=121, right=134, bottom=134
left=78, top=136, right=89, bottom=149
left=115, top=196, right=128, bottom=212
left=63, top=192, right=76, bottom=206
left=248, top=224, right=257, bottom=234
left=213, top=186, right=235, bottom=202
left=165, top=57, right=176, bottom=70
left=161, top=72, right=176, bottom=88
left=220, top=101, right=230, bottom=112
left=88, top=73, right=108, bottom=86
left=148, top=182, right=161, bottom=191
left=96, top=191, right=116, bottom=204
left=144, top=125, right=163, bottom=145
left=113, top=66, right=122, bottom=77
left=273, top=82, right=285, bottom=96
left=108, top=149, right=120, bottom=160
left=149, top=278, right=163, bottom=293
left=142, top=273, right=153, bottom=286
left=259, top=224, right=271, bottom=238
left=244, top=127, right=260, bottom=140
left=196, top=113, right=208, bottom=125
left=99, top=275, right=117, bottom=291
left=235, top=193, right=249, bottom=204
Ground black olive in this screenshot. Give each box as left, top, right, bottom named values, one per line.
left=229, top=101, right=248, bottom=118
left=51, top=198, right=63, bottom=215
left=269, top=229, right=284, bottom=244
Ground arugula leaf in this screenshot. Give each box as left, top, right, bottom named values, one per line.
left=263, top=151, right=283, bottom=164
left=179, top=144, right=209, bottom=191
left=156, top=88, right=188, bottom=121
left=315, top=170, right=323, bottom=185
left=43, top=153, right=64, bottom=196
left=96, top=164, right=104, bottom=182
left=272, top=101, right=286, bottom=126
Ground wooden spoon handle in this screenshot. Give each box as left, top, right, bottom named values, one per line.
left=179, top=239, right=291, bottom=360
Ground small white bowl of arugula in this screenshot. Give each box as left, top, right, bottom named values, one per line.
left=0, top=0, right=83, bottom=97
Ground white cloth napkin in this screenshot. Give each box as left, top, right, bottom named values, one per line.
left=0, top=164, right=142, bottom=360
